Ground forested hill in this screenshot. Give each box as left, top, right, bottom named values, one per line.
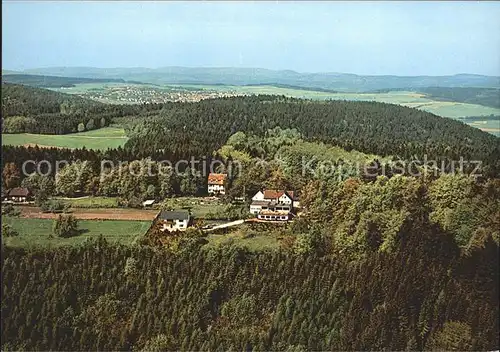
left=1, top=74, right=135, bottom=88
left=1, top=83, right=164, bottom=134
left=125, top=95, right=500, bottom=175
left=2, top=230, right=498, bottom=351
left=1, top=82, right=104, bottom=116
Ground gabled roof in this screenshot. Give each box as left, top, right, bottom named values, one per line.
left=263, top=189, right=295, bottom=200
left=159, top=210, right=190, bottom=221
left=208, top=173, right=227, bottom=185
left=8, top=187, right=30, bottom=197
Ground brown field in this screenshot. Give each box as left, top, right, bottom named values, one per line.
left=17, top=206, right=159, bottom=221
left=22, top=143, right=66, bottom=149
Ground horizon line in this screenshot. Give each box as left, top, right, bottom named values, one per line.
left=3, top=66, right=500, bottom=78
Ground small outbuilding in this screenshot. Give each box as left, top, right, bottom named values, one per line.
left=7, top=187, right=31, bottom=203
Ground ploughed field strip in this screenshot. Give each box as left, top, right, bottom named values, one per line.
left=17, top=206, right=158, bottom=221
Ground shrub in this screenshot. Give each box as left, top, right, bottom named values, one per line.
left=1, top=204, right=20, bottom=216
left=2, top=223, right=19, bottom=237
left=52, top=214, right=79, bottom=238
left=40, top=199, right=68, bottom=213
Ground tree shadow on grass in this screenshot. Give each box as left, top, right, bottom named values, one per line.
left=76, top=228, right=90, bottom=236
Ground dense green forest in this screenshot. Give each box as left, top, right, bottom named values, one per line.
left=1, top=217, right=498, bottom=351
left=123, top=95, right=500, bottom=176
left=3, top=85, right=498, bottom=176
left=2, top=84, right=499, bottom=351
left=1, top=83, right=165, bottom=134
left=1, top=74, right=132, bottom=88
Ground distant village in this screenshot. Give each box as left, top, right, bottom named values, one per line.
left=77, top=85, right=249, bottom=104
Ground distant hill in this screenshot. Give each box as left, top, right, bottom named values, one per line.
left=1, top=74, right=142, bottom=88
left=419, top=87, right=500, bottom=109
left=16, top=67, right=500, bottom=92
left=1, top=83, right=166, bottom=135
left=371, top=86, right=500, bottom=109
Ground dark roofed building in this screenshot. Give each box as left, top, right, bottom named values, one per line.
left=159, top=210, right=190, bottom=220
left=158, top=210, right=191, bottom=231
left=7, top=187, right=31, bottom=202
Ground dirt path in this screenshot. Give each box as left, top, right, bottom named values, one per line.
left=206, top=219, right=245, bottom=231
left=18, top=206, right=159, bottom=221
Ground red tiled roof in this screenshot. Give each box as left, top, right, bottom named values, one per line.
left=263, top=189, right=295, bottom=200
left=208, top=173, right=227, bottom=185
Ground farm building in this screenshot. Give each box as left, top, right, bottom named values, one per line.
left=207, top=173, right=227, bottom=195
left=158, top=210, right=192, bottom=232
left=7, top=187, right=31, bottom=203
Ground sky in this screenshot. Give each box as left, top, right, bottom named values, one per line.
left=2, top=1, right=500, bottom=76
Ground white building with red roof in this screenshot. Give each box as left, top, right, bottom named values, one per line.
left=250, top=189, right=298, bottom=221
left=207, top=173, right=227, bottom=195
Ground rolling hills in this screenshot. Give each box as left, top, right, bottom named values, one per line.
left=1, top=74, right=135, bottom=88
left=9, top=66, right=500, bottom=92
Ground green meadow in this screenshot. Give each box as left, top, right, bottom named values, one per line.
left=2, top=216, right=150, bottom=248
left=1, top=127, right=128, bottom=150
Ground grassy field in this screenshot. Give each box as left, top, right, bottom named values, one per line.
left=2, top=216, right=150, bottom=248
left=205, top=231, right=280, bottom=252
left=1, top=127, right=128, bottom=150
left=158, top=197, right=226, bottom=218
left=53, top=196, right=119, bottom=208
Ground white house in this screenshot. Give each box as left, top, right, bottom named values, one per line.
left=250, top=200, right=269, bottom=215
left=159, top=210, right=191, bottom=232
left=252, top=191, right=265, bottom=202
left=249, top=189, right=297, bottom=221
left=207, top=173, right=227, bottom=195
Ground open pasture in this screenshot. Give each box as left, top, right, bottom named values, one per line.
left=2, top=216, right=150, bottom=248
left=1, top=127, right=128, bottom=150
